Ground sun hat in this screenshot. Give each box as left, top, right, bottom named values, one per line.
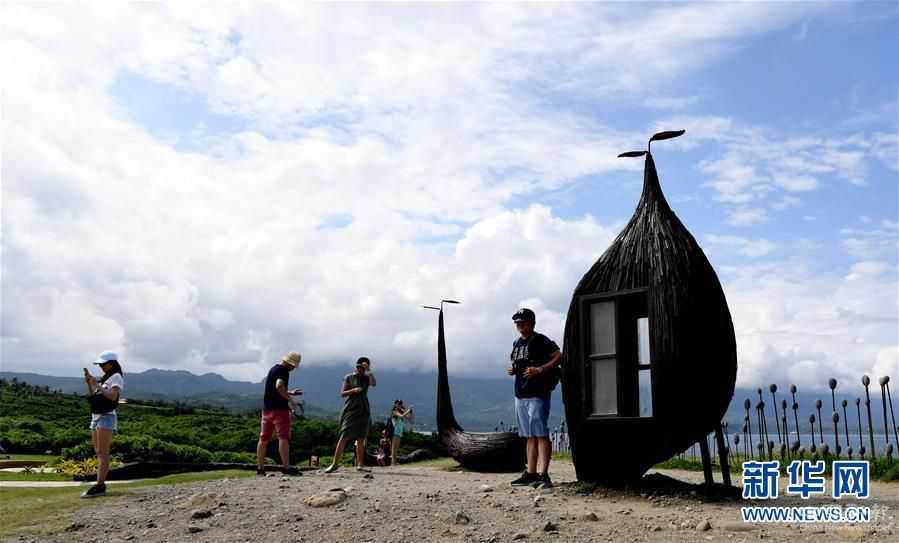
left=282, top=351, right=302, bottom=367
left=93, top=351, right=119, bottom=365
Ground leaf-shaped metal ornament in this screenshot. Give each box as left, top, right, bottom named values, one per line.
left=618, top=151, right=648, bottom=158
left=649, top=129, right=686, bottom=142
left=561, top=131, right=737, bottom=483
left=648, top=129, right=686, bottom=152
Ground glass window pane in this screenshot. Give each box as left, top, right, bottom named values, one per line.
left=590, top=302, right=615, bottom=355
left=637, top=317, right=650, bottom=365
left=591, top=359, right=617, bottom=415
left=638, top=368, right=652, bottom=417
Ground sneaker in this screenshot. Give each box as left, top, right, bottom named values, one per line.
left=256, top=468, right=266, bottom=476
left=323, top=464, right=339, bottom=474
left=510, top=471, right=538, bottom=486
left=532, top=473, right=553, bottom=488
left=80, top=483, right=106, bottom=499
left=354, top=466, right=371, bottom=473
left=282, top=466, right=302, bottom=476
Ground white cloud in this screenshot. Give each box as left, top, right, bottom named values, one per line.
left=1, top=1, right=895, bottom=395
left=774, top=175, right=818, bottom=192
left=841, top=221, right=899, bottom=260
left=726, top=207, right=770, bottom=227
left=705, top=235, right=778, bottom=258
left=724, top=259, right=898, bottom=389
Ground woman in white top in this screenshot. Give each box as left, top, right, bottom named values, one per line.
left=81, top=351, right=124, bottom=498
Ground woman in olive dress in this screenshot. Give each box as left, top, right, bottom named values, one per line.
left=324, top=357, right=376, bottom=473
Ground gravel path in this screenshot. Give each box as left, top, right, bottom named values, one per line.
left=14, top=460, right=899, bottom=542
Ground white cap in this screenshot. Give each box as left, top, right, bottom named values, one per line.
left=94, top=351, right=119, bottom=364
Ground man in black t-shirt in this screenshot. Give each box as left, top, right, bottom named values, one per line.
left=256, top=351, right=303, bottom=475
left=506, top=308, right=561, bottom=488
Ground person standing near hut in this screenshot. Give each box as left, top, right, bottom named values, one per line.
left=506, top=308, right=562, bottom=487
left=324, top=357, right=376, bottom=473
left=256, top=351, right=303, bottom=476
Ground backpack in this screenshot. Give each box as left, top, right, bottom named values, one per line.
left=385, top=416, right=395, bottom=438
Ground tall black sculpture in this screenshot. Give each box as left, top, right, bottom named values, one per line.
left=561, top=130, right=738, bottom=483
left=428, top=302, right=525, bottom=471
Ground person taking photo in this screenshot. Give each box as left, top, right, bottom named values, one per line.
left=256, top=351, right=303, bottom=476
left=81, top=351, right=124, bottom=498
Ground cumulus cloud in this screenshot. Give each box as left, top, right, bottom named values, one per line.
left=658, top=115, right=897, bottom=226
left=722, top=257, right=898, bottom=390
left=1, top=2, right=895, bottom=394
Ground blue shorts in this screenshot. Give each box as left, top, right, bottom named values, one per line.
left=515, top=397, right=550, bottom=438
left=90, top=412, right=118, bottom=432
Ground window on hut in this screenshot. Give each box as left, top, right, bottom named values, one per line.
left=585, top=290, right=652, bottom=418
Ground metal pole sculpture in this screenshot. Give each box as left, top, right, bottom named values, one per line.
left=561, top=130, right=738, bottom=483
left=855, top=398, right=866, bottom=458
left=809, top=413, right=817, bottom=458
left=885, top=376, right=899, bottom=448
left=829, top=379, right=840, bottom=458
left=832, top=411, right=841, bottom=458
left=880, top=376, right=891, bottom=449
left=426, top=300, right=525, bottom=472
left=815, top=399, right=824, bottom=446
left=770, top=384, right=782, bottom=444
left=842, top=399, right=851, bottom=460
left=744, top=399, right=753, bottom=460
left=757, top=389, right=771, bottom=460
left=790, top=384, right=801, bottom=450
left=781, top=398, right=791, bottom=461
left=863, top=375, right=876, bottom=459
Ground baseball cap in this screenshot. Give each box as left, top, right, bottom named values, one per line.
left=512, top=308, right=536, bottom=323
left=94, top=351, right=118, bottom=365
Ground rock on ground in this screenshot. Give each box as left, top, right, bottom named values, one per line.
left=10, top=461, right=899, bottom=543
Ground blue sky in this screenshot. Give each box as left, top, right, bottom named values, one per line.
left=2, top=2, right=897, bottom=389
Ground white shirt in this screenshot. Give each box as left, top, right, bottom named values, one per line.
left=91, top=373, right=124, bottom=419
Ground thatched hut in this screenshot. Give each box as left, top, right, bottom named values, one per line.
left=561, top=130, right=737, bottom=483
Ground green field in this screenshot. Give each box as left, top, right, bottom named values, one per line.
left=0, top=470, right=254, bottom=538
left=0, top=380, right=442, bottom=467
left=0, top=453, right=58, bottom=463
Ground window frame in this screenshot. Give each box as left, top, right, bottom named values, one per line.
left=579, top=287, right=654, bottom=421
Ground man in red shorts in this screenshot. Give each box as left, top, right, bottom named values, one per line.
left=256, top=351, right=303, bottom=475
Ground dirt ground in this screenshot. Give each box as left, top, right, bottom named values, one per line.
left=11, top=460, right=899, bottom=543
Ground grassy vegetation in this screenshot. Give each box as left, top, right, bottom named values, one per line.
left=1, top=380, right=443, bottom=468
left=0, top=471, right=71, bottom=482
left=0, top=454, right=58, bottom=463
left=652, top=454, right=899, bottom=482
left=0, top=470, right=254, bottom=538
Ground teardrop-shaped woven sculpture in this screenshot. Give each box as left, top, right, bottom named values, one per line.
left=561, top=130, right=737, bottom=483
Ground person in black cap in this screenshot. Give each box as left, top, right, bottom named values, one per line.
left=506, top=308, right=561, bottom=487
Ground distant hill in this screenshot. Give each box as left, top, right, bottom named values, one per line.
left=0, top=367, right=537, bottom=431
left=1, top=369, right=892, bottom=434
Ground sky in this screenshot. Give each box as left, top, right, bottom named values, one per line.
left=2, top=2, right=897, bottom=391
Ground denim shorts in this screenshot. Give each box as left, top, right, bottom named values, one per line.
left=515, top=397, right=550, bottom=438
left=90, top=412, right=118, bottom=432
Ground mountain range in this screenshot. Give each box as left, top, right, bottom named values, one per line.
left=1, top=368, right=893, bottom=434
